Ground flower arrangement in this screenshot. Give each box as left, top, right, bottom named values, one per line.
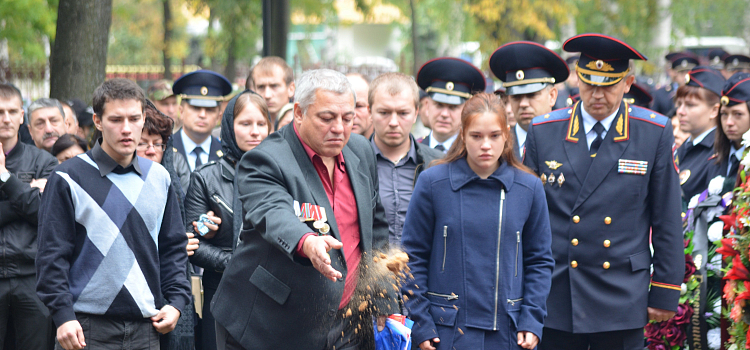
left=646, top=175, right=730, bottom=350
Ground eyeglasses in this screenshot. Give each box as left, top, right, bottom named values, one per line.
left=137, top=142, right=166, bottom=152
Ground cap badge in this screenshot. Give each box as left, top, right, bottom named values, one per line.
left=585, top=60, right=614, bottom=72
left=445, top=82, right=454, bottom=91
left=516, top=70, right=525, bottom=80
left=681, top=60, right=689, bottom=68
left=712, top=56, right=721, bottom=64
left=733, top=58, right=740, bottom=66
left=685, top=74, right=691, bottom=84
left=721, top=96, right=730, bottom=106
left=200, top=86, right=209, bottom=96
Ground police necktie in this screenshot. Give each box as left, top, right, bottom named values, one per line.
left=729, top=155, right=740, bottom=178
left=590, top=122, right=605, bottom=156
left=192, top=147, right=203, bottom=170
left=434, top=144, right=446, bottom=152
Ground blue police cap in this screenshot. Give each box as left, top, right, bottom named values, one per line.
left=173, top=70, right=232, bottom=108
left=725, top=55, right=750, bottom=72
left=623, top=83, right=652, bottom=107
left=489, top=41, right=569, bottom=96
left=708, top=49, right=729, bottom=69
left=670, top=52, right=700, bottom=71
left=563, top=33, right=647, bottom=87
left=685, top=66, right=726, bottom=96
left=416, top=57, right=486, bottom=105
left=721, top=72, right=750, bottom=107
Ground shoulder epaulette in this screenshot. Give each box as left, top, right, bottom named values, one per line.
left=532, top=108, right=571, bottom=126
left=628, top=106, right=669, bottom=127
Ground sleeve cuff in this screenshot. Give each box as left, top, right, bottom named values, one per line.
left=648, top=281, right=681, bottom=311
left=295, top=232, right=316, bottom=258
left=52, top=307, right=78, bottom=329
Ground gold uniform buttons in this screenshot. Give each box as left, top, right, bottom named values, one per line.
left=571, top=238, right=579, bottom=246
left=603, top=240, right=611, bottom=248
left=604, top=217, right=612, bottom=225
left=603, top=261, right=611, bottom=269
left=572, top=215, right=580, bottom=224
left=571, top=260, right=578, bottom=268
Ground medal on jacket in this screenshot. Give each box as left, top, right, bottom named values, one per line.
left=557, top=172, right=565, bottom=187
left=294, top=200, right=329, bottom=235
left=547, top=173, right=555, bottom=186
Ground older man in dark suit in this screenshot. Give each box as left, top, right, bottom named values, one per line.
left=211, top=69, right=396, bottom=350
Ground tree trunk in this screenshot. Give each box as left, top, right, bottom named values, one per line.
left=262, top=0, right=289, bottom=59
left=49, top=0, right=112, bottom=103
left=162, top=0, right=173, bottom=80
left=410, top=0, right=419, bottom=76
left=224, top=31, right=237, bottom=83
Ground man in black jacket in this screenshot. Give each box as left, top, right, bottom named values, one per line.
left=368, top=72, right=443, bottom=246
left=0, top=83, right=57, bottom=348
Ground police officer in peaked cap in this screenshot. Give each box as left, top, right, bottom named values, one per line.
left=489, top=41, right=569, bottom=159
left=416, top=57, right=486, bottom=153
left=523, top=33, right=684, bottom=350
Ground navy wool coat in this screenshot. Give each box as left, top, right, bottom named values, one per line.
left=401, top=158, right=554, bottom=349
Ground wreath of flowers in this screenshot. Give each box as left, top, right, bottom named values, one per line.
left=646, top=176, right=729, bottom=350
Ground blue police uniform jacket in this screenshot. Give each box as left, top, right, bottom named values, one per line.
left=675, top=129, right=720, bottom=203
left=523, top=101, right=684, bottom=333
left=401, top=158, right=554, bottom=349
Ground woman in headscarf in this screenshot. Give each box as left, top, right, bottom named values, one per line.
left=184, top=90, right=271, bottom=350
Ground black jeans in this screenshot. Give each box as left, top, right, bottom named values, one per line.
left=54, top=313, right=159, bottom=350
left=0, top=275, right=53, bottom=350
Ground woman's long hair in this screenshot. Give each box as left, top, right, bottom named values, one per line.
left=714, top=101, right=750, bottom=164
left=434, top=92, right=533, bottom=175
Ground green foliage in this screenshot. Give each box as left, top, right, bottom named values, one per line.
left=0, top=0, right=58, bottom=64
left=571, top=0, right=659, bottom=50
left=671, top=0, right=748, bottom=37
left=108, top=0, right=189, bottom=65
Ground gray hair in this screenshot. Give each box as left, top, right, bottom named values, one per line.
left=28, top=98, right=65, bottom=122
left=295, top=69, right=356, bottom=114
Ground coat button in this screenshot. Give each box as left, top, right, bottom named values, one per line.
left=328, top=309, right=336, bottom=317
left=603, top=261, right=611, bottom=269
left=603, top=239, right=611, bottom=248
left=571, top=260, right=578, bottom=268
left=572, top=215, right=580, bottom=224
left=604, top=217, right=612, bottom=225
left=571, top=238, right=579, bottom=246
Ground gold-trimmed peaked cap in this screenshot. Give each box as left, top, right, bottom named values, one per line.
left=173, top=69, right=232, bottom=108
left=489, top=41, right=569, bottom=96
left=563, top=33, right=647, bottom=87
left=725, top=54, right=750, bottom=72
left=417, top=57, right=486, bottom=105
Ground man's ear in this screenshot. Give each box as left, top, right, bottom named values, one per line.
left=288, top=82, right=296, bottom=99
left=293, top=103, right=303, bottom=125
left=548, top=86, right=559, bottom=108
left=93, top=114, right=103, bottom=131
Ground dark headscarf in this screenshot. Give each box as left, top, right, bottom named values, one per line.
left=220, top=90, right=259, bottom=164
left=220, top=90, right=264, bottom=249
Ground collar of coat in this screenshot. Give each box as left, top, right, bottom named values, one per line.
left=449, top=157, right=516, bottom=191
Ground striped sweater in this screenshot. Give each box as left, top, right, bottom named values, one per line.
left=36, top=145, right=190, bottom=327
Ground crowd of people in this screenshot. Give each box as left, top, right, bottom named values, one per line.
left=1, top=31, right=749, bottom=350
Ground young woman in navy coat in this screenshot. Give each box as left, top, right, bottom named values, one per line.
left=401, top=93, right=554, bottom=350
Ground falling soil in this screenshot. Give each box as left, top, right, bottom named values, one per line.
left=340, top=249, right=410, bottom=350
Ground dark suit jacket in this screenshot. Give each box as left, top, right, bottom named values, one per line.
left=210, top=124, right=395, bottom=349
left=523, top=101, right=684, bottom=333
left=172, top=128, right=222, bottom=165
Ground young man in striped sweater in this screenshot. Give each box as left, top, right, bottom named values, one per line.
left=36, top=78, right=191, bottom=350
